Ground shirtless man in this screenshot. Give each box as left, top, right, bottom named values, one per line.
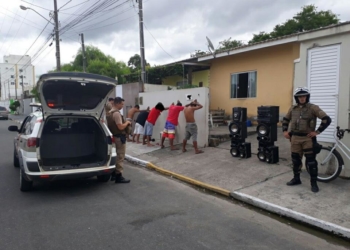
left=126, top=105, right=149, bottom=142
left=182, top=99, right=204, bottom=154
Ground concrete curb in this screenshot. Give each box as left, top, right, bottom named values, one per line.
left=125, top=155, right=231, bottom=197
left=231, top=191, right=350, bottom=239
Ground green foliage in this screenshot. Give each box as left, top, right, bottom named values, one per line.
left=147, top=64, right=186, bottom=84
left=217, top=38, right=245, bottom=51
left=53, top=45, right=131, bottom=83
left=249, top=4, right=340, bottom=44
left=248, top=32, right=272, bottom=44
left=9, top=100, right=20, bottom=112
left=190, top=50, right=207, bottom=58
left=127, top=54, right=150, bottom=72
left=30, top=85, right=40, bottom=102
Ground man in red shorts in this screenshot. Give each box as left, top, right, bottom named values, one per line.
left=161, top=100, right=191, bottom=150
left=143, top=102, right=171, bottom=146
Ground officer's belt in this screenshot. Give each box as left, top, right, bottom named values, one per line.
left=113, top=134, right=125, bottom=137
left=291, top=132, right=308, bottom=136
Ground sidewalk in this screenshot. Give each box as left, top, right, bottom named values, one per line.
left=125, top=129, right=350, bottom=239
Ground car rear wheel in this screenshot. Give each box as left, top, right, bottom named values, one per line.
left=20, top=169, right=33, bottom=192
left=97, top=174, right=111, bottom=182
left=14, top=148, right=20, bottom=168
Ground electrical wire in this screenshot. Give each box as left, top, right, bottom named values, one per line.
left=131, top=1, right=175, bottom=60
left=20, top=0, right=52, bottom=11
left=0, top=20, right=52, bottom=78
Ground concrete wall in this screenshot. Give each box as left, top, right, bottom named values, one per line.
left=208, top=43, right=300, bottom=118
left=144, top=83, right=173, bottom=92
left=294, top=33, right=350, bottom=177
left=139, top=87, right=210, bottom=147
left=192, top=69, right=210, bottom=87
left=118, top=82, right=139, bottom=116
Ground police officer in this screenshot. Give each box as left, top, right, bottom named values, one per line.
left=106, top=97, right=132, bottom=183
left=282, top=87, right=332, bottom=192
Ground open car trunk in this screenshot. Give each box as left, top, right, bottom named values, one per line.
left=39, top=116, right=109, bottom=169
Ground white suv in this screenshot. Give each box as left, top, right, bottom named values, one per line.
left=8, top=72, right=117, bottom=192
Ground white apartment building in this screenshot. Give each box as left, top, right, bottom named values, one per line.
left=0, top=55, right=35, bottom=101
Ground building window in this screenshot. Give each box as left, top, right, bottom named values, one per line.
left=230, top=71, right=257, bottom=98
left=199, top=82, right=203, bottom=87
left=11, top=75, right=14, bottom=78
left=11, top=82, right=15, bottom=85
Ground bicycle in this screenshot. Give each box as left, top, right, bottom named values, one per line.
left=306, top=126, right=350, bottom=182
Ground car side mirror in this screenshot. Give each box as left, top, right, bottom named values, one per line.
left=8, top=125, right=19, bottom=132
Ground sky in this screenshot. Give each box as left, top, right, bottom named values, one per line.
left=0, top=0, right=349, bottom=76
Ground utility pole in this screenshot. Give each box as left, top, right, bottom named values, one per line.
left=15, top=64, right=18, bottom=100
left=53, top=0, right=61, bottom=71
left=21, top=75, right=24, bottom=98
left=80, top=33, right=86, bottom=72
left=137, top=0, right=146, bottom=92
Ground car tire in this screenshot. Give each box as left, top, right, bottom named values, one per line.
left=14, top=149, right=20, bottom=168
left=97, top=174, right=111, bottom=182
left=20, top=169, right=33, bottom=192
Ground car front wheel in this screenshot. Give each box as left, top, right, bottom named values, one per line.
left=20, top=169, right=33, bottom=192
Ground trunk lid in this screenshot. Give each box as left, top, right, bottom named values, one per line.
left=38, top=72, right=117, bottom=119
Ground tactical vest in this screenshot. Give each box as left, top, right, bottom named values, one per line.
left=290, top=103, right=317, bottom=133
left=107, top=109, right=126, bottom=135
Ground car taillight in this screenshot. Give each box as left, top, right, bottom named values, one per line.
left=36, top=119, right=42, bottom=123
left=111, top=136, right=115, bottom=143
left=27, top=138, right=37, bottom=147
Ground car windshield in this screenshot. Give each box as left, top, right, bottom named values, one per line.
left=42, top=80, right=113, bottom=110
left=0, top=107, right=6, bottom=111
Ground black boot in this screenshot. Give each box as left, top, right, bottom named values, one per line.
left=115, top=174, right=130, bottom=184
left=307, top=157, right=319, bottom=193
left=311, top=180, right=319, bottom=193
left=286, top=174, right=302, bottom=186
left=110, top=172, right=116, bottom=181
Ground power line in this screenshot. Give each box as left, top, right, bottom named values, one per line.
left=2, top=0, right=34, bottom=58
left=20, top=0, right=52, bottom=11
left=60, top=0, right=91, bottom=11
left=0, top=20, right=52, bottom=78
left=131, top=1, right=174, bottom=60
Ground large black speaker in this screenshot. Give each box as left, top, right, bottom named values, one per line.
left=230, top=142, right=251, bottom=158
left=256, top=106, right=280, bottom=164
left=257, top=145, right=279, bottom=163
left=229, top=121, right=247, bottom=140
left=232, top=107, right=247, bottom=122
left=229, top=107, right=251, bottom=159
left=257, top=106, right=279, bottom=124
left=257, top=123, right=278, bottom=143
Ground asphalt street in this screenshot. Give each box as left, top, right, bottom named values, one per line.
left=0, top=119, right=348, bottom=250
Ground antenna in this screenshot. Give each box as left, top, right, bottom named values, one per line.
left=206, top=36, right=216, bottom=58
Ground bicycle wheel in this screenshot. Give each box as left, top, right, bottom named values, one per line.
left=306, top=146, right=344, bottom=183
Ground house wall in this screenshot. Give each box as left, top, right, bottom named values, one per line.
left=162, top=75, right=184, bottom=86
left=139, top=87, right=209, bottom=147
left=294, top=33, right=350, bottom=177
left=209, top=43, right=300, bottom=119
left=192, top=70, right=210, bottom=87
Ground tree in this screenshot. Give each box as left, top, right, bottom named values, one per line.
left=57, top=45, right=131, bottom=83
left=248, top=32, right=272, bottom=44
left=248, top=5, right=340, bottom=44
left=217, top=38, right=245, bottom=51
left=127, top=54, right=149, bottom=71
